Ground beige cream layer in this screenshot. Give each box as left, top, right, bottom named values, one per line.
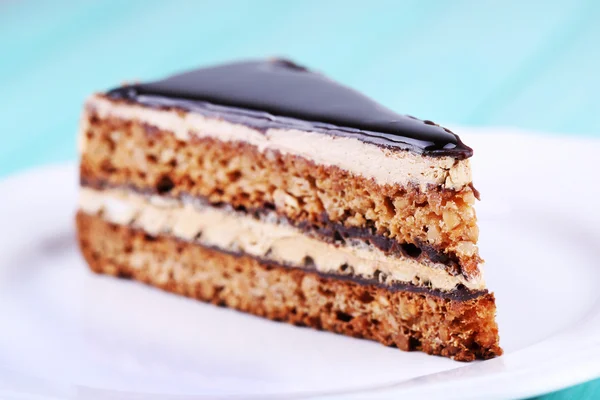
left=81, top=95, right=472, bottom=190
left=79, top=187, right=485, bottom=292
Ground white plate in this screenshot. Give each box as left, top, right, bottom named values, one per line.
left=1, top=130, right=599, bottom=400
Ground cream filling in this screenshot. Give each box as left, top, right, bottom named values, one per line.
left=79, top=188, right=485, bottom=292
left=82, top=95, right=472, bottom=190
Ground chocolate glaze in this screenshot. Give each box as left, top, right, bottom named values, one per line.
left=81, top=177, right=464, bottom=276
left=107, top=59, right=472, bottom=159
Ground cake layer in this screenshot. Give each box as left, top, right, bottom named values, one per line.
left=76, top=212, right=501, bottom=361
left=79, top=103, right=482, bottom=277
left=79, top=187, right=485, bottom=292
left=84, top=95, right=472, bottom=190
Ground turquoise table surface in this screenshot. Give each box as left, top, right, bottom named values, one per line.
left=1, top=1, right=598, bottom=398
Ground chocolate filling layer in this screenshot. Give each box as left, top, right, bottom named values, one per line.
left=303, top=213, right=462, bottom=276
left=81, top=177, right=464, bottom=276
left=135, top=225, right=487, bottom=302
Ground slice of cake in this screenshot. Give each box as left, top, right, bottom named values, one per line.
left=76, top=59, right=501, bottom=361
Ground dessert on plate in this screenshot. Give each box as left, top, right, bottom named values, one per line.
left=76, top=58, right=501, bottom=361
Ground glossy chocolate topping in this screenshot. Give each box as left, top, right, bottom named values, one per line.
left=107, top=59, right=472, bottom=158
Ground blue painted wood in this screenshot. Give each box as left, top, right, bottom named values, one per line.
left=1, top=1, right=598, bottom=398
